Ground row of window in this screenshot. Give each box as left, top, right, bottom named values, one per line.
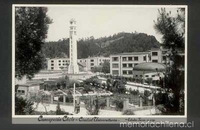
left=51, top=60, right=69, bottom=63
left=51, top=63, right=68, bottom=66
left=112, top=63, right=138, bottom=68
left=112, top=56, right=146, bottom=62
left=135, top=75, right=156, bottom=78
left=123, top=70, right=133, bottom=75
left=17, top=90, right=25, bottom=94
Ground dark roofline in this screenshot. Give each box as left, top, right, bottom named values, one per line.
left=110, top=52, right=150, bottom=56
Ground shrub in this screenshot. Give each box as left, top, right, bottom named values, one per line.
left=123, top=109, right=135, bottom=115
left=85, top=96, right=100, bottom=115
left=113, top=99, right=123, bottom=111
left=15, top=96, right=34, bottom=115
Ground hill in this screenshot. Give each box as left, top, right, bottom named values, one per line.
left=42, top=32, right=160, bottom=59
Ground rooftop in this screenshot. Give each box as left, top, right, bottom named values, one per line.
left=110, top=52, right=150, bottom=56
left=133, top=62, right=166, bottom=71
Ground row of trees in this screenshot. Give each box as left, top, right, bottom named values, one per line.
left=42, top=32, right=160, bottom=59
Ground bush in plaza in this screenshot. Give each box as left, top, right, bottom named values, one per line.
left=85, top=96, right=100, bottom=115
left=123, top=109, right=135, bottom=115
left=113, top=99, right=123, bottom=111
left=55, top=102, right=69, bottom=115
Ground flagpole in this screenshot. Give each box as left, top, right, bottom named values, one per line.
left=73, top=83, right=76, bottom=112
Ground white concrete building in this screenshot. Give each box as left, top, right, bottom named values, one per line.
left=47, top=58, right=70, bottom=71
left=110, top=52, right=150, bottom=77
left=78, top=56, right=110, bottom=71
left=47, top=56, right=110, bottom=71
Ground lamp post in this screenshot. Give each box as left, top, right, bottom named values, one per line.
left=73, top=83, right=76, bottom=113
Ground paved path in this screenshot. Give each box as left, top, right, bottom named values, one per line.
left=33, top=103, right=122, bottom=116
left=33, top=103, right=160, bottom=116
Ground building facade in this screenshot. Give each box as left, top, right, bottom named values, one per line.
left=78, top=57, right=110, bottom=71
left=110, top=48, right=168, bottom=78
left=47, top=58, right=70, bottom=71
left=47, top=56, right=110, bottom=71
left=110, top=52, right=150, bottom=77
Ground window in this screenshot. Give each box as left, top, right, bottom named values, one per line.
left=59, top=64, right=61, bottom=66
left=91, top=59, right=94, bottom=62
left=70, top=27, right=73, bottom=30
left=122, top=57, right=127, bottom=61
left=152, top=75, right=155, bottom=77
left=128, top=57, right=132, bottom=61
left=152, top=52, right=158, bottom=56
left=128, top=64, right=133, bottom=68
left=18, top=90, right=25, bottom=95
left=143, top=56, right=146, bottom=61
left=74, top=31, right=76, bottom=35
left=162, top=51, right=167, bottom=54
left=140, top=75, right=143, bottom=77
left=153, top=60, right=158, bottom=62
left=135, top=75, right=138, bottom=77
left=128, top=71, right=133, bottom=74
left=112, top=63, right=119, bottom=68
left=51, top=67, right=54, bottom=70
left=91, top=63, right=94, bottom=66
left=112, top=57, right=119, bottom=61
left=59, top=60, right=61, bottom=62
left=122, top=64, right=127, bottom=68
left=51, top=60, right=54, bottom=63
left=112, top=70, right=119, bottom=75
left=134, top=56, right=138, bottom=61
left=51, top=64, right=54, bottom=66
left=162, top=56, right=166, bottom=60
left=123, top=70, right=127, bottom=75
left=145, top=75, right=149, bottom=77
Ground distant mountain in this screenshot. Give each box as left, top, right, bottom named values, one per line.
left=42, top=32, right=160, bottom=59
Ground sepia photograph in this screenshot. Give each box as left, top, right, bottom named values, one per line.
left=12, top=4, right=187, bottom=123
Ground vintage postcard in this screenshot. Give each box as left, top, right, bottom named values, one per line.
left=12, top=4, right=187, bottom=124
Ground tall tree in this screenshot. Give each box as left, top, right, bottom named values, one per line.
left=15, top=7, right=52, bottom=79
left=102, top=60, right=110, bottom=74
left=154, top=8, right=185, bottom=114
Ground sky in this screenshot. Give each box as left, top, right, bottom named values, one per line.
left=46, top=5, right=180, bottom=43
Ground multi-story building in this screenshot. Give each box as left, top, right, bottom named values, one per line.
left=78, top=57, right=110, bottom=71
left=110, top=48, right=169, bottom=78
left=47, top=58, right=70, bottom=70
left=47, top=56, right=110, bottom=71
left=110, top=52, right=150, bottom=77
left=150, top=48, right=168, bottom=64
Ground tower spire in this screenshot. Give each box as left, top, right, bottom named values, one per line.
left=68, top=19, right=79, bottom=74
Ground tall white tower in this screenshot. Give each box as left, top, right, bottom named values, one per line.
left=68, top=19, right=79, bottom=74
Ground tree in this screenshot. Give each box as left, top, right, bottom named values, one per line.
left=101, top=60, right=110, bottom=74
left=15, top=96, right=34, bottom=115
left=85, top=96, right=100, bottom=115
left=15, top=7, right=52, bottom=79
left=154, top=8, right=185, bottom=114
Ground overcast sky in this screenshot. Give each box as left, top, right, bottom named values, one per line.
left=46, top=5, right=180, bottom=43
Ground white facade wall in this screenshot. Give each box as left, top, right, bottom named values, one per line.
left=47, top=58, right=70, bottom=70
left=110, top=52, right=150, bottom=77
left=47, top=57, right=110, bottom=71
